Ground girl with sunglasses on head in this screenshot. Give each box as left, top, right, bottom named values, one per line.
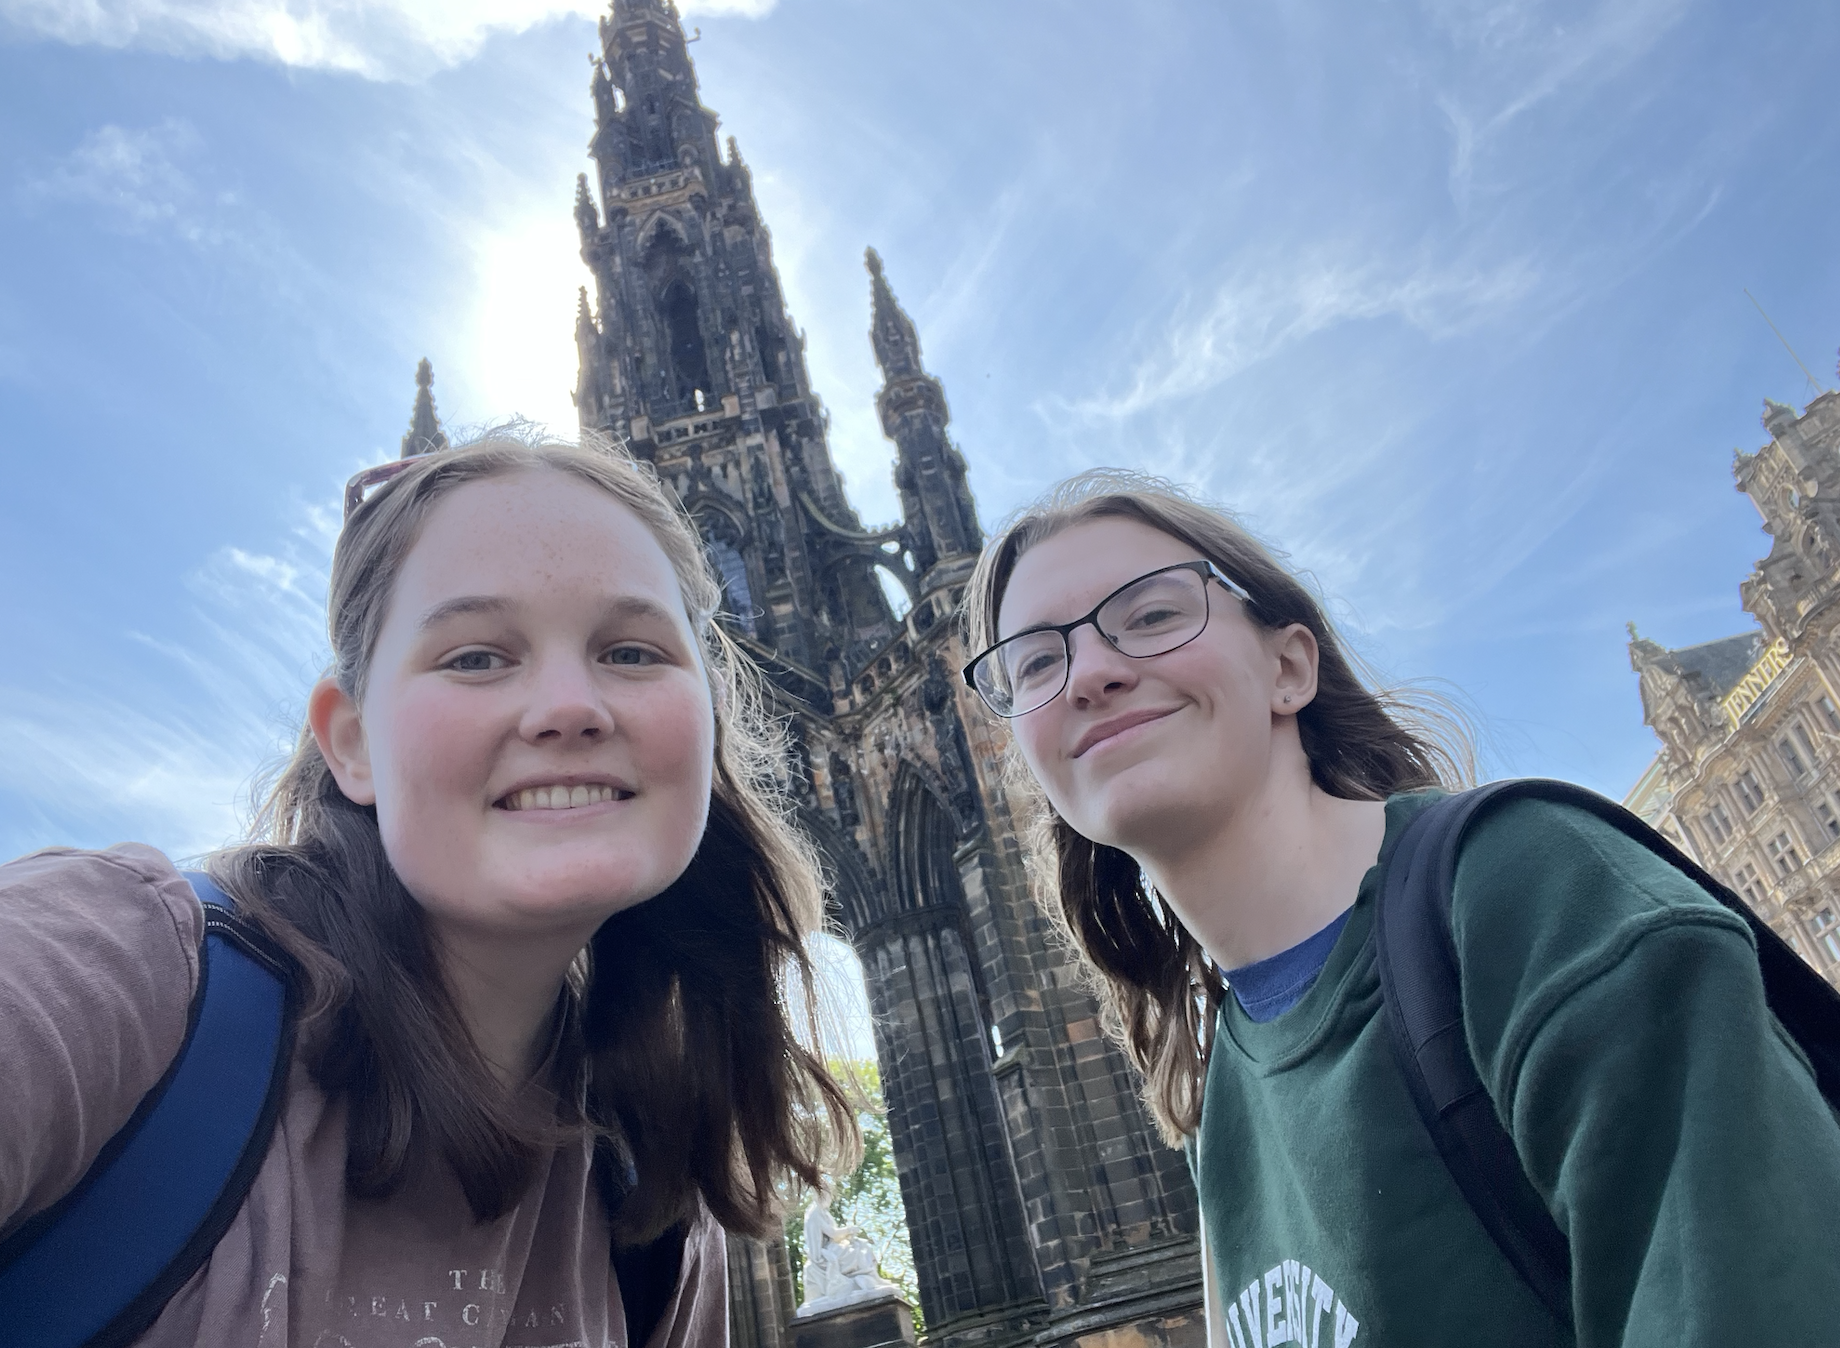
left=960, top=468, right=1840, bottom=1348
left=0, top=435, right=856, bottom=1346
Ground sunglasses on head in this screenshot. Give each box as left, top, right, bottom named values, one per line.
left=342, top=458, right=421, bottom=521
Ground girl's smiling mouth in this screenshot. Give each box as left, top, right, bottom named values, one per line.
left=495, top=781, right=637, bottom=811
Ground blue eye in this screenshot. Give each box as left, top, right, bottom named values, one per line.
left=605, top=645, right=660, bottom=667
left=445, top=650, right=505, bottom=673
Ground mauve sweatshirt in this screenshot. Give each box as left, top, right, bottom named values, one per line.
left=0, top=844, right=729, bottom=1348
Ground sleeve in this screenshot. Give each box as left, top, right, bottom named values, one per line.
left=652, top=1208, right=731, bottom=1348
left=0, top=844, right=203, bottom=1236
left=1452, top=799, right=1840, bottom=1348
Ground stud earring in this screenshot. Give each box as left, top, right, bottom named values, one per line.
left=1282, top=695, right=1293, bottom=704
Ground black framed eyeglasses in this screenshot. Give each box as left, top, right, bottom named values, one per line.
left=962, top=559, right=1250, bottom=718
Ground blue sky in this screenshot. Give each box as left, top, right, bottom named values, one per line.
left=3, top=0, right=1838, bottom=887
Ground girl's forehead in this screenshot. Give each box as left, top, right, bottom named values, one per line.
left=413, top=471, right=652, bottom=560
left=390, top=470, right=687, bottom=618
left=999, top=517, right=1195, bottom=636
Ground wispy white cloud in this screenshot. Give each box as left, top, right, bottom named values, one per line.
left=0, top=494, right=334, bottom=862
left=0, top=0, right=775, bottom=81
left=1050, top=248, right=1539, bottom=424
left=1425, top=0, right=1696, bottom=205
left=908, top=183, right=1027, bottom=367
left=20, top=119, right=225, bottom=241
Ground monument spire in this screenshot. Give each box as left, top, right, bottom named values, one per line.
left=866, top=247, right=981, bottom=579
left=400, top=357, right=448, bottom=458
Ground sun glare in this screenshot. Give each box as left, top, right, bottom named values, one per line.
left=466, top=210, right=591, bottom=436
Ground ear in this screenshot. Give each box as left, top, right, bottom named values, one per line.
left=1269, top=623, right=1320, bottom=716
left=309, top=676, right=376, bottom=806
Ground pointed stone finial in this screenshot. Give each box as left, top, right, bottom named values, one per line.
left=575, top=173, right=600, bottom=242
left=401, top=358, right=449, bottom=459
left=866, top=246, right=921, bottom=380
left=1626, top=621, right=1667, bottom=671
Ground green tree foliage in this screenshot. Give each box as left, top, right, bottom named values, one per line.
left=784, top=1059, right=921, bottom=1327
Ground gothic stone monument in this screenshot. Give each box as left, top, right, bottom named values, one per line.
left=565, top=5, right=1204, bottom=1348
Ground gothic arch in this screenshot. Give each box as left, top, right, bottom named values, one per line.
left=889, top=762, right=961, bottom=907
left=797, top=805, right=879, bottom=939
left=659, top=278, right=711, bottom=401
left=855, top=763, right=1038, bottom=1325
left=637, top=211, right=690, bottom=256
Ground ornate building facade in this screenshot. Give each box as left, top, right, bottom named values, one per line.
left=1626, top=385, right=1840, bottom=986
left=563, top=4, right=1205, bottom=1348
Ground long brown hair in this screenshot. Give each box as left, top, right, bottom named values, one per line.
left=963, top=468, right=1471, bottom=1144
left=211, top=433, right=857, bottom=1241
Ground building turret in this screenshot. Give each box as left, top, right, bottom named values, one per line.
left=1736, top=392, right=1840, bottom=641
left=866, top=248, right=982, bottom=584
left=400, top=358, right=448, bottom=458
left=1628, top=623, right=1759, bottom=766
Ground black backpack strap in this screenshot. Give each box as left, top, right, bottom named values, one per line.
left=0, top=872, right=297, bottom=1348
left=1374, top=783, right=1574, bottom=1328
left=612, top=1222, right=689, bottom=1348
left=594, top=1139, right=688, bottom=1348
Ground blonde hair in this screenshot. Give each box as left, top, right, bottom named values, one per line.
left=964, top=468, right=1471, bottom=1143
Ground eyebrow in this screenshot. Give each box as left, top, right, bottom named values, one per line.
left=414, top=593, right=683, bottom=632
left=417, top=595, right=511, bottom=631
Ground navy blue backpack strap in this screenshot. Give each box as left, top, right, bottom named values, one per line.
left=0, top=871, right=297, bottom=1348
left=1375, top=777, right=1840, bottom=1331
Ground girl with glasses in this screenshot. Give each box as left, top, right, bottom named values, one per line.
left=0, top=435, right=856, bottom=1345
left=961, top=468, right=1840, bottom=1348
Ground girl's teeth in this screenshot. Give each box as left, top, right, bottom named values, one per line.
left=506, top=784, right=621, bottom=810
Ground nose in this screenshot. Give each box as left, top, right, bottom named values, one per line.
left=519, top=651, right=615, bottom=743
left=1062, top=624, right=1139, bottom=708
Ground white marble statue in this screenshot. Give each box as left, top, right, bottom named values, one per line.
left=794, top=1190, right=897, bottom=1317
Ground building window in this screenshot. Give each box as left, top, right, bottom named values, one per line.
left=1735, top=771, right=1766, bottom=813
left=1767, top=832, right=1803, bottom=877
left=1794, top=722, right=1819, bottom=762
left=1818, top=696, right=1840, bottom=734
left=1810, top=908, right=1840, bottom=965
left=705, top=537, right=756, bottom=637
left=1778, top=738, right=1809, bottom=777
left=1733, top=862, right=1768, bottom=908
left=660, top=278, right=711, bottom=404
left=1711, top=802, right=1734, bottom=839
left=1817, top=800, right=1840, bottom=841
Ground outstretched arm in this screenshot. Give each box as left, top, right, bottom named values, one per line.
left=0, top=845, right=200, bottom=1235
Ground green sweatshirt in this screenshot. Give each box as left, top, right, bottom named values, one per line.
left=1192, top=790, right=1840, bottom=1348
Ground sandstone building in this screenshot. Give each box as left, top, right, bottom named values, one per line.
left=561, top=4, right=1205, bottom=1347
left=1627, top=384, right=1840, bottom=987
